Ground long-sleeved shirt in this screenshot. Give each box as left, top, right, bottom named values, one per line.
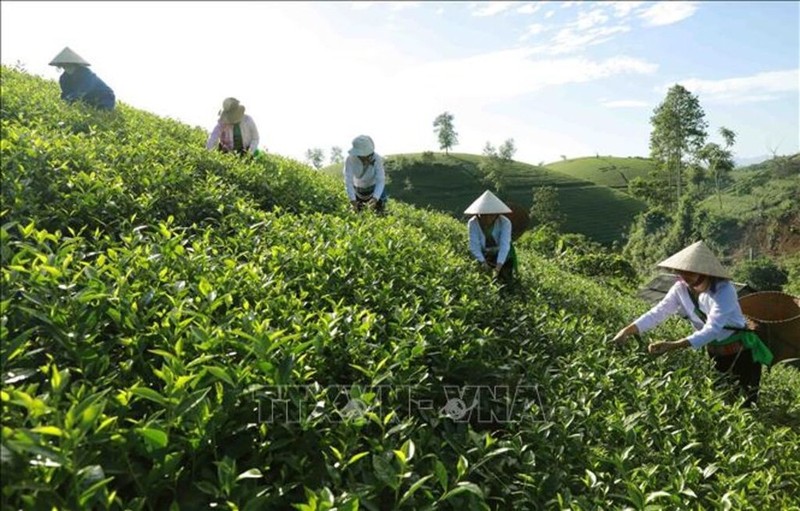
left=634, top=280, right=747, bottom=349
left=206, top=115, right=260, bottom=154
left=343, top=154, right=385, bottom=201
left=468, top=215, right=512, bottom=265
left=59, top=67, right=115, bottom=110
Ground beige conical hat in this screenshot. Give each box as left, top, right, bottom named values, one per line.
left=657, top=240, right=730, bottom=279
left=464, top=190, right=511, bottom=215
left=49, top=47, right=90, bottom=66
left=218, top=97, right=245, bottom=124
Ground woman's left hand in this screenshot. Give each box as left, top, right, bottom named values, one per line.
left=648, top=341, right=674, bottom=356
left=648, top=340, right=689, bottom=356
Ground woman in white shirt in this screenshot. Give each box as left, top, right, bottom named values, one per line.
left=465, top=190, right=517, bottom=285
left=343, top=135, right=387, bottom=214
left=613, top=241, right=772, bottom=407
left=206, top=97, right=260, bottom=156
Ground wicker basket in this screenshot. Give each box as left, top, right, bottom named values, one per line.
left=738, top=291, right=800, bottom=365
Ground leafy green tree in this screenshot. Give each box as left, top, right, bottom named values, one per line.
left=480, top=139, right=516, bottom=191
left=732, top=257, right=788, bottom=291
left=649, top=84, right=708, bottom=209
left=480, top=141, right=505, bottom=192
left=433, top=111, right=458, bottom=154
left=628, top=176, right=671, bottom=209
left=305, top=147, right=325, bottom=169
left=498, top=138, right=516, bottom=161
left=330, top=146, right=343, bottom=165
left=698, top=127, right=736, bottom=211
left=529, top=185, right=565, bottom=230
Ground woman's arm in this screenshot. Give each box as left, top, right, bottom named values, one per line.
left=372, top=156, right=386, bottom=200
left=495, top=216, right=512, bottom=265
left=467, top=219, right=486, bottom=263
left=206, top=124, right=222, bottom=150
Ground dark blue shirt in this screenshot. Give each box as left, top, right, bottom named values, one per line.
left=59, top=66, right=115, bottom=110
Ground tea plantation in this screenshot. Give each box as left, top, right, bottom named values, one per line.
left=2, top=66, right=799, bottom=510
left=323, top=153, right=647, bottom=246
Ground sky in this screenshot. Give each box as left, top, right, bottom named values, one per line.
left=1, top=1, right=798, bottom=166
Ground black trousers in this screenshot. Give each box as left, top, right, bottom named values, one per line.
left=710, top=349, right=761, bottom=407
left=485, top=253, right=514, bottom=285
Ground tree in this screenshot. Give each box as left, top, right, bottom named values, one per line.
left=305, top=148, right=325, bottom=169
left=498, top=138, right=516, bottom=161
left=330, top=146, right=343, bottom=165
left=529, top=185, right=565, bottom=230
left=649, top=84, right=708, bottom=209
left=698, top=127, right=736, bottom=211
left=480, top=138, right=517, bottom=192
left=433, top=111, right=458, bottom=154
left=732, top=257, right=788, bottom=291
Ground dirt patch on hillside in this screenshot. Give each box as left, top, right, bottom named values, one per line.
left=732, top=212, right=800, bottom=260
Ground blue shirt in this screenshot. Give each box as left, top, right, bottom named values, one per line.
left=59, top=66, right=115, bottom=110
left=468, top=215, right=512, bottom=265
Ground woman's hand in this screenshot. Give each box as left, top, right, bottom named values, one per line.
left=611, top=324, right=638, bottom=345
left=648, top=339, right=690, bottom=356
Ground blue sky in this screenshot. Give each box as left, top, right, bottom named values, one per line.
left=1, top=1, right=797, bottom=165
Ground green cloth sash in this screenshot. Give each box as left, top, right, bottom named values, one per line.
left=233, top=123, right=244, bottom=154
left=709, top=329, right=774, bottom=366
left=687, top=289, right=773, bottom=365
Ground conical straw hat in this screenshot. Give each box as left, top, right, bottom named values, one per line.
left=218, top=97, right=245, bottom=124
left=464, top=190, right=511, bottom=215
left=657, top=240, right=730, bottom=279
left=49, top=47, right=90, bottom=66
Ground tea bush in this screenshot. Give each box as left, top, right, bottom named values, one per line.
left=2, top=66, right=799, bottom=510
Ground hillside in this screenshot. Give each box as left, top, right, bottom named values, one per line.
left=324, top=153, right=647, bottom=245
left=696, top=154, right=800, bottom=258
left=2, top=66, right=799, bottom=510
left=544, top=155, right=656, bottom=189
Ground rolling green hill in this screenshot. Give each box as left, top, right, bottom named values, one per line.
left=3, top=66, right=799, bottom=510
left=692, top=154, right=800, bottom=259
left=698, top=154, right=800, bottom=220
left=325, top=153, right=647, bottom=245
left=544, top=155, right=656, bottom=189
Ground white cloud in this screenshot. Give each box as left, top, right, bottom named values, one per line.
left=392, top=50, right=658, bottom=108
left=667, top=69, right=799, bottom=103
left=389, top=1, right=421, bottom=11
left=639, top=1, right=699, bottom=27
left=602, top=99, right=650, bottom=108
left=607, top=1, right=645, bottom=18
left=436, top=6, right=445, bottom=15
left=545, top=10, right=555, bottom=19
left=534, top=24, right=631, bottom=54
left=471, top=1, right=516, bottom=17
left=517, top=3, right=543, bottom=15
left=561, top=1, right=579, bottom=8
left=351, top=1, right=376, bottom=10
left=519, top=23, right=548, bottom=42
left=575, top=8, right=609, bottom=30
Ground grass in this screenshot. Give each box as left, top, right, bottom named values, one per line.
left=697, top=156, right=800, bottom=221
left=543, top=155, right=656, bottom=189
left=324, top=152, right=648, bottom=245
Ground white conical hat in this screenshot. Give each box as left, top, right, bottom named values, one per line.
left=348, top=135, right=375, bottom=156
left=657, top=240, right=730, bottom=279
left=49, top=47, right=90, bottom=66
left=464, top=190, right=511, bottom=215
left=218, top=97, right=245, bottom=124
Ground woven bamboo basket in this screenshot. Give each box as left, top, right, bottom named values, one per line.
left=738, top=291, right=800, bottom=365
